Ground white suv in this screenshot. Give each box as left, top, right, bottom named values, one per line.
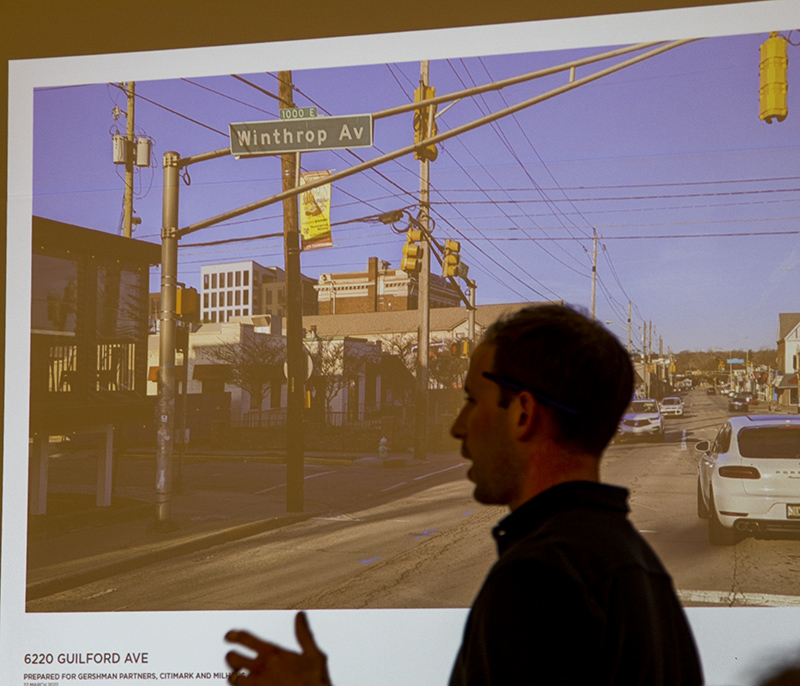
left=696, top=415, right=800, bottom=545
left=617, top=399, right=665, bottom=441
left=660, top=396, right=684, bottom=417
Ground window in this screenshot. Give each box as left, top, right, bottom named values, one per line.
left=211, top=273, right=217, bottom=288
left=211, top=292, right=217, bottom=307
left=244, top=271, right=249, bottom=286
left=243, top=290, right=249, bottom=305
left=236, top=271, right=241, bottom=287
left=204, top=274, right=209, bottom=289
left=203, top=293, right=209, bottom=308
left=31, top=254, right=78, bottom=334
left=235, top=290, right=241, bottom=306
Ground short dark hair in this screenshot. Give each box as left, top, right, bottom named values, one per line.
left=482, top=304, right=633, bottom=456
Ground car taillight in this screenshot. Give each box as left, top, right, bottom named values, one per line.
left=719, top=466, right=761, bottom=479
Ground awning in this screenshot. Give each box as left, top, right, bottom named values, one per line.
left=192, top=363, right=231, bottom=381
left=775, top=373, right=799, bottom=390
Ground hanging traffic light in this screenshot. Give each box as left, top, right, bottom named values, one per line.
left=414, top=85, right=438, bottom=162
left=443, top=239, right=461, bottom=278
left=401, top=228, right=423, bottom=273
left=760, top=32, right=789, bottom=124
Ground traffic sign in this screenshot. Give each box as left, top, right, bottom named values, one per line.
left=230, top=114, right=373, bottom=156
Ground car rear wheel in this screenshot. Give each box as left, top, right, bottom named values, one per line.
left=697, top=480, right=709, bottom=519
left=708, top=491, right=738, bottom=546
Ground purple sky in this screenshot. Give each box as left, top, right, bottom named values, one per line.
left=31, top=31, right=800, bottom=353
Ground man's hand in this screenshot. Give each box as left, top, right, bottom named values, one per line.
left=225, top=612, right=332, bottom=686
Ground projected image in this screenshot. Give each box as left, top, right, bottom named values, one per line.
left=25, top=30, right=800, bottom=612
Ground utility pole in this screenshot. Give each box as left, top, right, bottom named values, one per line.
left=415, top=60, right=432, bottom=462
left=155, top=150, right=180, bottom=530
left=627, top=300, right=632, bottom=354
left=590, top=228, right=597, bottom=319
left=468, top=280, right=477, bottom=345
left=123, top=82, right=135, bottom=238
left=279, top=71, right=306, bottom=511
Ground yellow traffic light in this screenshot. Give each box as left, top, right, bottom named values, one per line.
left=443, top=238, right=464, bottom=278
left=176, top=286, right=199, bottom=319
left=401, top=241, right=422, bottom=273
left=760, top=33, right=788, bottom=124
left=414, top=85, right=438, bottom=162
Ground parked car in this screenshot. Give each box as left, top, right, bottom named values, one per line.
left=728, top=394, right=749, bottom=412
left=617, top=399, right=664, bottom=441
left=660, top=396, right=685, bottom=417
left=695, top=415, right=800, bottom=545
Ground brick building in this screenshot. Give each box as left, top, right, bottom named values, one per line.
left=315, top=256, right=462, bottom=315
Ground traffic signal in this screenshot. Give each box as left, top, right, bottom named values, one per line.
left=176, top=286, right=199, bottom=319
left=760, top=33, right=788, bottom=124
left=413, top=85, right=438, bottom=162
left=443, top=239, right=461, bottom=278
left=401, top=228, right=423, bottom=273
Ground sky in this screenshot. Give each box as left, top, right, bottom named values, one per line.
left=30, top=29, right=800, bottom=353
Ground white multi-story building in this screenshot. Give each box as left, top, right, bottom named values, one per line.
left=200, top=260, right=318, bottom=324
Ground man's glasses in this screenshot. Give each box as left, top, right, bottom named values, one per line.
left=482, top=372, right=579, bottom=416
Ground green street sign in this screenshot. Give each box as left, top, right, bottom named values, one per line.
left=230, top=114, right=373, bottom=156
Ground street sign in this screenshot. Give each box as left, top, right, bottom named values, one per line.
left=727, top=358, right=745, bottom=365
left=280, top=107, right=318, bottom=120
left=230, top=114, right=373, bottom=156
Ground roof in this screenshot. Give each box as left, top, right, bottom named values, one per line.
left=33, top=216, right=161, bottom=265
left=300, top=301, right=558, bottom=338
left=778, top=313, right=800, bottom=342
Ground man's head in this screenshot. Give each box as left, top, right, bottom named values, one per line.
left=481, top=304, right=633, bottom=456
left=450, top=304, right=633, bottom=509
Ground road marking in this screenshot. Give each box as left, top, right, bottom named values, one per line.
left=361, top=556, right=380, bottom=564
left=254, top=471, right=337, bottom=494
left=412, top=464, right=464, bottom=481
left=678, top=589, right=800, bottom=607
left=381, top=482, right=407, bottom=492
left=681, top=430, right=688, bottom=451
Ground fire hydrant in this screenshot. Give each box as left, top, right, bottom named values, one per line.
left=378, top=437, right=389, bottom=460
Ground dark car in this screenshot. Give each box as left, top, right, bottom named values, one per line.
left=728, top=394, right=749, bottom=412
left=707, top=387, right=717, bottom=395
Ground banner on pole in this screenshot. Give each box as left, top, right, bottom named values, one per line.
left=299, top=171, right=333, bottom=250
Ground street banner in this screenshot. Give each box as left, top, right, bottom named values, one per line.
left=299, top=171, right=333, bottom=251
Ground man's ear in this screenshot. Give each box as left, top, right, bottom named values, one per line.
left=511, top=391, right=538, bottom=440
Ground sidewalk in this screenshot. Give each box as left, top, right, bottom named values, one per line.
left=26, top=448, right=414, bottom=601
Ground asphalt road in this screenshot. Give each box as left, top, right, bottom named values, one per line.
left=26, top=390, right=800, bottom=612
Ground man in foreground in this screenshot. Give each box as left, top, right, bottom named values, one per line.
left=225, top=304, right=704, bottom=685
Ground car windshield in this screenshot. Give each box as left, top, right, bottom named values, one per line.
left=631, top=401, right=658, bottom=413
left=663, top=398, right=680, bottom=405
left=738, top=427, right=800, bottom=458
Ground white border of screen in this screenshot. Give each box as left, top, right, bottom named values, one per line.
left=6, top=2, right=800, bottom=684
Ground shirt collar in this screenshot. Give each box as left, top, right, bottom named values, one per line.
left=492, top=481, right=630, bottom=554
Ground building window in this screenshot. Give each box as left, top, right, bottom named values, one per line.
left=204, top=293, right=209, bottom=308
left=243, top=308, right=249, bottom=316
left=228, top=272, right=233, bottom=288
left=266, top=290, right=273, bottom=305
left=210, top=312, right=216, bottom=322
left=235, top=290, right=241, bottom=306
left=204, top=274, right=209, bottom=289
left=235, top=309, right=240, bottom=317
left=212, top=273, right=217, bottom=288
left=211, top=292, right=217, bottom=307
left=243, top=290, right=249, bottom=305
left=236, top=271, right=241, bottom=287
left=244, top=271, right=249, bottom=286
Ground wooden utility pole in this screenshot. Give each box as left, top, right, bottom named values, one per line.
left=279, top=71, right=305, bottom=511
left=123, top=81, right=135, bottom=238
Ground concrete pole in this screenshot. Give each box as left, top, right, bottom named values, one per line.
left=279, top=71, right=305, bottom=511
left=123, top=82, right=135, bottom=238
left=590, top=228, right=597, bottom=319
left=415, top=60, right=431, bottom=462
left=155, top=150, right=180, bottom=530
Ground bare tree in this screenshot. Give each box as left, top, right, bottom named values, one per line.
left=307, top=337, right=380, bottom=418
left=378, top=333, right=417, bottom=376
left=429, top=339, right=469, bottom=389
left=206, top=332, right=286, bottom=412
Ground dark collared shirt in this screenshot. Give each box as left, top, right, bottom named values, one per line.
left=449, top=481, right=703, bottom=685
